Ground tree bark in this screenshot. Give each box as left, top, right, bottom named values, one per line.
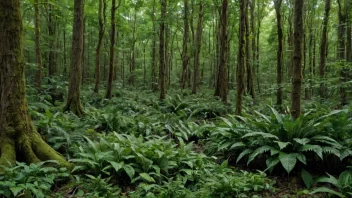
left=192, top=1, right=204, bottom=94
left=274, top=0, right=283, bottom=108
left=181, top=0, right=190, bottom=89
left=94, top=0, right=106, bottom=93
left=215, top=0, right=229, bottom=103
left=291, top=0, right=304, bottom=119
left=337, top=0, right=347, bottom=106
left=0, top=0, right=70, bottom=168
left=236, top=0, right=246, bottom=115
left=319, top=0, right=330, bottom=98
left=245, top=0, right=255, bottom=99
left=106, top=0, right=117, bottom=99
left=64, top=0, right=85, bottom=117
left=34, top=0, right=42, bottom=90
left=159, top=0, right=167, bottom=100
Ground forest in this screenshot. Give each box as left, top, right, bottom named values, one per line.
left=1, top=0, right=352, bottom=197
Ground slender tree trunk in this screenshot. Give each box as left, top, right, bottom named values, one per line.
left=64, top=0, right=85, bottom=117
left=0, top=0, right=70, bottom=168
left=151, top=0, right=158, bottom=92
left=338, top=0, right=347, bottom=106
left=291, top=0, right=304, bottom=119
left=48, top=4, right=56, bottom=76
left=106, top=0, right=118, bottom=99
left=319, top=0, right=330, bottom=98
left=245, top=0, right=255, bottom=99
left=192, top=1, right=204, bottom=94
left=94, top=0, right=106, bottom=93
left=215, top=0, right=229, bottom=103
left=159, top=0, right=167, bottom=100
left=181, top=0, right=190, bottom=89
left=34, top=0, right=42, bottom=90
left=129, top=9, right=137, bottom=86
left=236, top=0, right=246, bottom=115
left=275, top=0, right=283, bottom=108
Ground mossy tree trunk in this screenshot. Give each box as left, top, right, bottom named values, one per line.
left=274, top=0, right=283, bottom=109
left=34, top=0, right=42, bottom=90
left=291, top=0, right=304, bottom=119
left=236, top=0, right=246, bottom=115
left=159, top=0, right=167, bottom=100
left=0, top=0, right=70, bottom=167
left=94, top=0, right=106, bottom=93
left=64, top=0, right=84, bottom=117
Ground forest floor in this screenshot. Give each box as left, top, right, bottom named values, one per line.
left=1, top=81, right=346, bottom=198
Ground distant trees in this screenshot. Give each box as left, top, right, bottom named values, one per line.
left=159, top=0, right=167, bottom=100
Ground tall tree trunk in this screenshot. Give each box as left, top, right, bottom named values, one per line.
left=47, top=3, right=56, bottom=76
left=291, top=0, right=304, bottom=119
left=236, top=0, right=246, bottom=115
left=94, top=0, right=106, bottom=93
left=159, top=0, right=167, bottom=100
left=129, top=9, right=137, bottom=86
left=215, top=0, right=229, bottom=103
left=0, top=0, right=70, bottom=167
left=275, top=0, right=283, bottom=108
left=192, top=1, right=204, bottom=94
left=106, top=0, right=118, bottom=99
left=181, top=0, right=190, bottom=89
left=151, top=0, right=158, bottom=92
left=64, top=0, right=85, bottom=117
left=34, top=0, right=42, bottom=90
left=245, top=0, right=255, bottom=99
left=319, top=0, right=330, bottom=98
left=337, top=0, right=347, bottom=106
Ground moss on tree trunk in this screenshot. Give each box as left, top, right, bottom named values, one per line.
left=0, top=0, right=70, bottom=168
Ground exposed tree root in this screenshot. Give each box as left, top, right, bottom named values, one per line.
left=0, top=130, right=72, bottom=169
left=63, top=98, right=85, bottom=118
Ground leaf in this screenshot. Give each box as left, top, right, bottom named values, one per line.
left=139, top=173, right=155, bottom=183
left=299, top=145, right=323, bottom=160
left=301, top=169, right=314, bottom=189
left=110, top=161, right=124, bottom=172
left=247, top=146, right=273, bottom=165
left=279, top=153, right=297, bottom=174
left=236, top=149, right=253, bottom=164
left=230, top=142, right=246, bottom=149
left=294, top=138, right=310, bottom=145
left=310, top=187, right=345, bottom=197
left=275, top=141, right=291, bottom=150
left=123, top=165, right=135, bottom=180
left=10, top=187, right=23, bottom=196
left=270, top=106, right=283, bottom=123
left=242, top=132, right=279, bottom=140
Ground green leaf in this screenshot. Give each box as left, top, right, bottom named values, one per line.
left=230, top=142, right=246, bottom=149
left=242, top=132, right=279, bottom=140
left=236, top=149, right=253, bottom=164
left=299, top=145, right=323, bottom=160
left=301, top=169, right=314, bottom=189
left=139, top=173, right=155, bottom=183
left=247, top=146, right=273, bottom=165
left=293, top=138, right=310, bottom=145
left=279, top=153, right=297, bottom=174
left=270, top=106, right=283, bottom=123
left=310, top=187, right=345, bottom=197
left=110, top=161, right=124, bottom=172
left=275, top=141, right=291, bottom=150
left=10, top=186, right=23, bottom=196
left=123, top=165, right=135, bottom=180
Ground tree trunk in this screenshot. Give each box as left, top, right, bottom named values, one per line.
left=192, top=1, right=204, bottom=94
left=106, top=0, right=117, bottom=99
left=47, top=3, right=56, bottom=76
left=291, top=0, right=304, bottom=119
left=337, top=0, right=347, bottom=106
left=181, top=0, right=190, bottom=89
left=151, top=0, right=158, bottom=92
left=215, top=0, right=229, bottom=103
left=34, top=0, right=42, bottom=90
left=236, top=0, right=246, bottom=115
left=245, top=0, right=255, bottom=99
left=0, top=0, right=70, bottom=168
left=64, top=0, right=85, bottom=117
left=159, top=0, right=167, bottom=100
left=319, top=0, right=330, bottom=98
left=94, top=0, right=106, bottom=93
left=129, top=9, right=137, bottom=86
left=274, top=0, right=283, bottom=108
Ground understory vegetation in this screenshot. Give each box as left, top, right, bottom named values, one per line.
left=2, top=81, right=352, bottom=198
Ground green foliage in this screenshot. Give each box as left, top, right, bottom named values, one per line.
left=207, top=107, right=352, bottom=175
left=0, top=161, right=69, bottom=198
